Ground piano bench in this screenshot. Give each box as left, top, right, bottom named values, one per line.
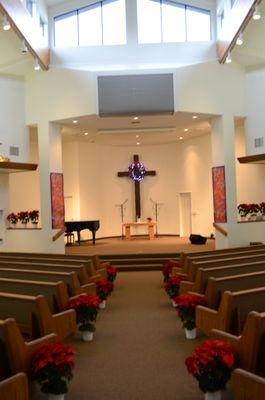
left=65, top=232, right=74, bottom=245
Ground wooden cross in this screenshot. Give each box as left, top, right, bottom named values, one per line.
left=117, top=154, right=156, bottom=221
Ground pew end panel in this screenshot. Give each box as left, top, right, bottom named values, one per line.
left=0, top=373, right=28, bottom=400
left=233, top=369, right=265, bottom=400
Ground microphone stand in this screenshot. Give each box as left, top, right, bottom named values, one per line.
left=150, top=198, right=163, bottom=237
left=116, top=199, right=128, bottom=239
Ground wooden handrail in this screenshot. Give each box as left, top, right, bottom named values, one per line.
left=213, top=222, right=228, bottom=237
left=52, top=227, right=66, bottom=242
left=217, top=0, right=261, bottom=63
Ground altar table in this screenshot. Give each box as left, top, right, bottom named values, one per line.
left=123, top=222, right=156, bottom=240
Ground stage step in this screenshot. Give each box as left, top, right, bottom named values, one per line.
left=99, top=252, right=180, bottom=272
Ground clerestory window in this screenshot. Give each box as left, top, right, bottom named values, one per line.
left=54, top=0, right=126, bottom=48
left=137, top=0, right=211, bottom=44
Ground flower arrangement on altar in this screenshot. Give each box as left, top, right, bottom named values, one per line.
left=238, top=203, right=263, bottom=220
left=128, top=161, right=146, bottom=181
left=29, top=210, right=39, bottom=224
left=17, top=211, right=30, bottom=224
left=175, top=293, right=206, bottom=339
left=185, top=340, right=236, bottom=399
left=164, top=275, right=183, bottom=304
left=105, top=263, right=118, bottom=282
left=69, top=293, right=100, bottom=341
left=162, top=260, right=181, bottom=282
left=7, top=212, right=18, bottom=225
left=31, top=342, right=76, bottom=399
left=96, top=279, right=114, bottom=309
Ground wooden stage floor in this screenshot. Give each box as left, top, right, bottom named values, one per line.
left=65, top=236, right=215, bottom=256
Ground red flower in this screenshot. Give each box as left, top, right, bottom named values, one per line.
left=69, top=293, right=100, bottom=310
left=17, top=211, right=30, bottom=223
left=164, top=275, right=183, bottom=298
left=105, top=263, right=118, bottom=282
left=96, top=279, right=114, bottom=300
left=31, top=342, right=76, bottom=374
left=175, top=293, right=206, bottom=330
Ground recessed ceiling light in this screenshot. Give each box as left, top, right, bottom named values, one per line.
left=133, top=116, right=139, bottom=121
left=253, top=5, right=261, bottom=20
left=179, top=136, right=183, bottom=140
left=236, top=32, right=243, bottom=46
left=84, top=132, right=89, bottom=136
left=34, top=59, right=40, bottom=71
left=137, top=142, right=140, bottom=145
left=192, top=115, right=198, bottom=119
left=184, top=128, right=189, bottom=132
left=225, top=51, right=232, bottom=64
left=73, top=120, right=78, bottom=124
left=2, top=15, right=10, bottom=31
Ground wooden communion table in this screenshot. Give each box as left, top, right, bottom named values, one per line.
left=123, top=222, right=156, bottom=240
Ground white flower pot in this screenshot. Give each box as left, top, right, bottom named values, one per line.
left=249, top=215, right=256, bottom=221
left=171, top=299, right=178, bottom=307
left=185, top=328, right=196, bottom=340
left=240, top=216, right=246, bottom=222
left=47, top=394, right=65, bottom=400
left=82, top=331, right=94, bottom=342
left=204, top=391, right=222, bottom=400
left=99, top=300, right=106, bottom=309
left=31, top=222, right=38, bottom=228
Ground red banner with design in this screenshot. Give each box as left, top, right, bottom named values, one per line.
left=212, top=166, right=227, bottom=223
left=50, top=173, right=65, bottom=229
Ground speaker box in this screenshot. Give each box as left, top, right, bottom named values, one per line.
left=189, top=234, right=207, bottom=245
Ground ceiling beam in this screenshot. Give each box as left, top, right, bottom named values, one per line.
left=0, top=0, right=50, bottom=70
left=217, top=0, right=262, bottom=63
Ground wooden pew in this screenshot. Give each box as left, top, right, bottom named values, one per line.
left=185, top=253, right=265, bottom=282
left=0, top=268, right=96, bottom=297
left=0, top=373, right=28, bottom=400
left=179, top=244, right=265, bottom=271
left=0, top=318, right=56, bottom=377
left=180, top=260, right=265, bottom=294
left=196, top=288, right=265, bottom=336
left=0, top=293, right=76, bottom=340
left=0, top=252, right=107, bottom=278
left=0, top=260, right=95, bottom=286
left=209, top=311, right=265, bottom=374
left=233, top=369, right=265, bottom=400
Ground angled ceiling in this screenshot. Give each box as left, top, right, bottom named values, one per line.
left=233, top=2, right=265, bottom=68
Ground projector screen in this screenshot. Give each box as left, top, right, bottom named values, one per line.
left=98, top=73, right=174, bottom=116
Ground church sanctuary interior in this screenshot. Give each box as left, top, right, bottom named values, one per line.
left=1, top=0, right=265, bottom=399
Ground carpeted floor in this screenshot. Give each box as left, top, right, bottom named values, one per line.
left=33, top=271, right=234, bottom=400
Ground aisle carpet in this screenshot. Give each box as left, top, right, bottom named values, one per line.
left=34, top=272, right=233, bottom=400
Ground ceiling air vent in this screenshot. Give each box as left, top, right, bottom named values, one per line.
left=254, top=137, right=264, bottom=148
left=9, top=146, right=19, bottom=156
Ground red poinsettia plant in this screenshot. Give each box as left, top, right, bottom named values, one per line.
left=185, top=340, right=236, bottom=394
left=162, top=260, right=181, bottom=281
left=164, top=275, right=183, bottom=298
left=29, top=210, right=39, bottom=224
left=31, top=342, right=76, bottom=395
left=7, top=212, right=18, bottom=224
left=18, top=211, right=30, bottom=224
left=105, top=263, right=118, bottom=282
left=69, top=293, right=100, bottom=333
left=175, top=293, right=206, bottom=330
left=96, top=279, right=114, bottom=301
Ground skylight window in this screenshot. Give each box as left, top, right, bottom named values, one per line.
left=137, top=0, right=211, bottom=44
left=54, top=0, right=127, bottom=48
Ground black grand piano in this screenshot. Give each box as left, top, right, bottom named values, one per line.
left=65, top=220, right=100, bottom=245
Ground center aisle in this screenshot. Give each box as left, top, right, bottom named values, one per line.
left=36, top=271, right=234, bottom=399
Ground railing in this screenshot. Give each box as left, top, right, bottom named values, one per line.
left=52, top=227, right=66, bottom=242
left=213, top=222, right=228, bottom=237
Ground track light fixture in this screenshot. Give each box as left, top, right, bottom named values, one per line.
left=236, top=32, right=243, bottom=46
left=225, top=51, right=232, bottom=64
left=2, top=15, right=10, bottom=31
left=34, top=59, right=40, bottom=71
left=21, top=39, right=28, bottom=53
left=253, top=4, right=261, bottom=20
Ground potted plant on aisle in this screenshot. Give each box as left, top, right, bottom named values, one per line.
left=185, top=340, right=236, bottom=400
left=162, top=260, right=181, bottom=282
left=105, top=263, right=118, bottom=282
left=96, top=279, right=114, bottom=309
left=237, top=204, right=250, bottom=221
left=18, top=211, right=30, bottom=227
left=175, top=293, right=206, bottom=339
left=69, top=293, right=100, bottom=341
left=31, top=342, right=76, bottom=400
left=7, top=212, right=18, bottom=228
left=29, top=210, right=39, bottom=227
left=164, top=275, right=183, bottom=307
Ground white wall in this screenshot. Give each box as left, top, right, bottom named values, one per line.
left=62, top=132, right=214, bottom=239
